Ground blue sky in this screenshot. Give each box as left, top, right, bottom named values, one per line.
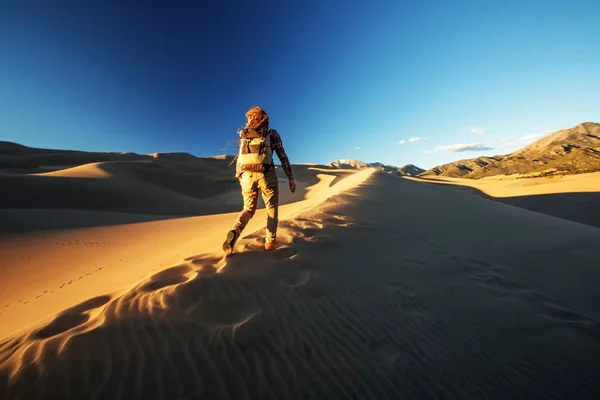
left=1, top=1, right=599, bottom=169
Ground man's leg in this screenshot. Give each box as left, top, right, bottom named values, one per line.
left=233, top=172, right=259, bottom=233
left=258, top=169, right=279, bottom=246
left=224, top=172, right=258, bottom=254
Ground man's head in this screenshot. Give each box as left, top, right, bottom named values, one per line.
left=245, top=106, right=269, bottom=129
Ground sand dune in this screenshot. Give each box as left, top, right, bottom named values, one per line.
left=1, top=166, right=600, bottom=398
left=0, top=168, right=372, bottom=340
left=0, top=156, right=237, bottom=215
left=416, top=171, right=600, bottom=197
left=0, top=152, right=345, bottom=216
left=413, top=172, right=600, bottom=228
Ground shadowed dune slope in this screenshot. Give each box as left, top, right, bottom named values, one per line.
left=0, top=155, right=350, bottom=216
left=412, top=172, right=600, bottom=228
left=0, top=158, right=237, bottom=215
left=1, top=171, right=600, bottom=399
left=498, top=192, right=600, bottom=228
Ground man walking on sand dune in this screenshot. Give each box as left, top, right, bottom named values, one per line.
left=223, top=106, right=296, bottom=255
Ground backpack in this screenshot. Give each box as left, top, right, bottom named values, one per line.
left=237, top=127, right=273, bottom=172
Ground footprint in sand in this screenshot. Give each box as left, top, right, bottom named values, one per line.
left=302, top=235, right=343, bottom=251
left=417, top=236, right=451, bottom=258
left=386, top=284, right=430, bottom=317
left=528, top=292, right=596, bottom=324
left=462, top=260, right=521, bottom=293
left=367, top=339, right=400, bottom=365
left=140, top=265, right=194, bottom=292
left=464, top=260, right=597, bottom=327
left=185, top=254, right=221, bottom=270
left=387, top=283, right=416, bottom=298
left=272, top=245, right=298, bottom=259
left=271, top=254, right=316, bottom=287
left=196, top=300, right=261, bottom=330
left=280, top=269, right=312, bottom=288
left=33, top=295, right=112, bottom=339
left=299, top=227, right=318, bottom=237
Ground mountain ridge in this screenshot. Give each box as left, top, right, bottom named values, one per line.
left=421, top=122, right=600, bottom=179
left=326, top=159, right=425, bottom=176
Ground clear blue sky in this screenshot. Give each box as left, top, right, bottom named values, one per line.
left=1, top=0, right=599, bottom=169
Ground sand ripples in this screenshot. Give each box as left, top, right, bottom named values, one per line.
left=2, top=176, right=600, bottom=399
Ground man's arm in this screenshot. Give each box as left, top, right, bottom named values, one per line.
left=270, top=130, right=294, bottom=181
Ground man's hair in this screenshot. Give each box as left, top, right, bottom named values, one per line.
left=245, top=106, right=269, bottom=129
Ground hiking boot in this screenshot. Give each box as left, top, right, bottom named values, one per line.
left=223, top=228, right=240, bottom=255
left=264, top=239, right=276, bottom=251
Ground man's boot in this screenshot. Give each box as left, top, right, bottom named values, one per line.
left=264, top=238, right=276, bottom=251
left=223, top=228, right=241, bottom=255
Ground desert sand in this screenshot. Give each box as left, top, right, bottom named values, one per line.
left=413, top=172, right=600, bottom=228
left=1, top=152, right=600, bottom=399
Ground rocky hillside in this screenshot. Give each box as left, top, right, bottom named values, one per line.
left=398, top=164, right=426, bottom=176
left=421, top=122, right=600, bottom=179
left=326, top=159, right=371, bottom=169
left=327, top=159, right=425, bottom=177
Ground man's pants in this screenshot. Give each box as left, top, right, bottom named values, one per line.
left=232, top=169, right=279, bottom=241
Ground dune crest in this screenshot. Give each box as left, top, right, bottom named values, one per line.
left=0, top=168, right=375, bottom=340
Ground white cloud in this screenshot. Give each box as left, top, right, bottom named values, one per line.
left=399, top=137, right=426, bottom=145
left=520, top=130, right=556, bottom=142
left=470, top=128, right=485, bottom=135
left=497, top=130, right=558, bottom=150
left=520, top=133, right=546, bottom=142
left=424, top=143, right=495, bottom=154
left=354, top=146, right=361, bottom=150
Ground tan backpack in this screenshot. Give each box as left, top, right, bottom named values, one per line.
left=237, top=127, right=273, bottom=172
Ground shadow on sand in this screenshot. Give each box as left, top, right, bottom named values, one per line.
left=0, top=163, right=351, bottom=233
left=413, top=177, right=600, bottom=229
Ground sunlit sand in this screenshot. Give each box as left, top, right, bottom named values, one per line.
left=1, top=148, right=599, bottom=398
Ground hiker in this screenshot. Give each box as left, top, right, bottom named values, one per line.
left=223, top=106, right=296, bottom=255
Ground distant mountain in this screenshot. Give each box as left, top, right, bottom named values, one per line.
left=398, top=164, right=426, bottom=176
left=421, top=122, right=600, bottom=179
left=327, top=159, right=425, bottom=177
left=326, top=159, right=371, bottom=169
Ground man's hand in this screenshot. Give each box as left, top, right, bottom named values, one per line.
left=289, top=179, right=296, bottom=193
